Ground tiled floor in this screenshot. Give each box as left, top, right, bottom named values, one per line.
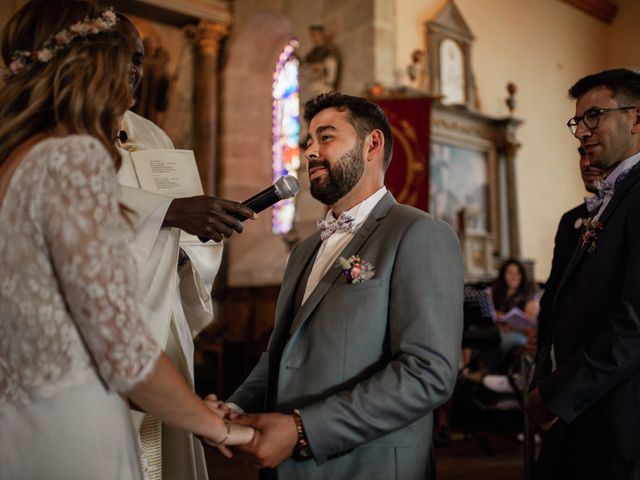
left=204, top=431, right=525, bottom=480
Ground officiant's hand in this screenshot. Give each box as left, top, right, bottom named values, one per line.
left=163, top=196, right=256, bottom=241
left=232, top=413, right=298, bottom=468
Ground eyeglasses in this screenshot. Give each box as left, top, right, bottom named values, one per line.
left=567, top=106, right=637, bottom=135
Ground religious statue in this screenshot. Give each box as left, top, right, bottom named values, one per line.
left=406, top=49, right=426, bottom=89
left=301, top=25, right=340, bottom=100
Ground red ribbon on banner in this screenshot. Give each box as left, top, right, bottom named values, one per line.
left=375, top=97, right=431, bottom=212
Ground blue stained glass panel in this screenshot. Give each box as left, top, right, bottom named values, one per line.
left=272, top=39, right=300, bottom=234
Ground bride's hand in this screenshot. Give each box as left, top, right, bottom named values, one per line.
left=203, top=420, right=255, bottom=458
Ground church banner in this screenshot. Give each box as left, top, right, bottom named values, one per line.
left=375, top=97, right=431, bottom=212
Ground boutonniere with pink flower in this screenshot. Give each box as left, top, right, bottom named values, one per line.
left=581, top=217, right=603, bottom=253
left=337, top=255, right=375, bottom=284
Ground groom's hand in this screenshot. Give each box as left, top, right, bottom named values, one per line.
left=233, top=413, right=298, bottom=468
left=204, top=394, right=234, bottom=419
left=526, top=387, right=557, bottom=427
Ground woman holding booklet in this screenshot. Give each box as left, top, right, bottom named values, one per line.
left=491, top=258, right=540, bottom=324
left=488, top=258, right=540, bottom=374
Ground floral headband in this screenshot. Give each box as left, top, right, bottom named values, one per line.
left=1, top=8, right=118, bottom=81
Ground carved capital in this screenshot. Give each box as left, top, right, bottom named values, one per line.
left=185, top=21, right=228, bottom=56
left=432, top=117, right=485, bottom=139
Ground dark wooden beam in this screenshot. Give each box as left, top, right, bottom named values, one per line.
left=561, top=0, right=618, bottom=24
left=109, top=0, right=194, bottom=27
left=106, top=0, right=230, bottom=28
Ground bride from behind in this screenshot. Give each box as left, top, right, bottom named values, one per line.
left=0, top=1, right=253, bottom=478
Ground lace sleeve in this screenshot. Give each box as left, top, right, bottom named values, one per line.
left=39, top=136, right=160, bottom=392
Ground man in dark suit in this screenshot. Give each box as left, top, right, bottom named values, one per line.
left=225, top=93, right=463, bottom=480
left=528, top=68, right=640, bottom=478
left=535, top=147, right=604, bottom=352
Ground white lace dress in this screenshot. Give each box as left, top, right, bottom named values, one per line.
left=0, top=135, right=161, bottom=479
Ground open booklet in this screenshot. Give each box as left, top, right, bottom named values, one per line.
left=129, top=149, right=203, bottom=198
left=125, top=149, right=205, bottom=245
left=495, top=307, right=536, bottom=330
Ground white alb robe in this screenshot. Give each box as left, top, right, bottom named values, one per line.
left=118, top=110, right=222, bottom=480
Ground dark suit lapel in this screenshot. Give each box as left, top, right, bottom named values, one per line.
left=554, top=163, right=640, bottom=301
left=286, top=192, right=396, bottom=338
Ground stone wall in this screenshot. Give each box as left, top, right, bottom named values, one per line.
left=220, top=0, right=391, bottom=286
left=394, top=0, right=638, bottom=281
left=4, top=0, right=639, bottom=285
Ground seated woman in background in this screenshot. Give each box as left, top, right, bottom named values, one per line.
left=492, top=258, right=539, bottom=322
left=435, top=259, right=538, bottom=438
left=488, top=258, right=539, bottom=374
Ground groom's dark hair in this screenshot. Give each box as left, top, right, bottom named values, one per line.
left=304, top=92, right=393, bottom=170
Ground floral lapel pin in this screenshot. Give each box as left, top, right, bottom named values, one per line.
left=337, top=255, right=375, bottom=284
left=581, top=217, right=603, bottom=253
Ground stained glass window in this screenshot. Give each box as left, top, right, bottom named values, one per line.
left=272, top=39, right=300, bottom=234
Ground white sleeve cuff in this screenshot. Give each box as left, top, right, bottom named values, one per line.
left=225, top=402, right=245, bottom=415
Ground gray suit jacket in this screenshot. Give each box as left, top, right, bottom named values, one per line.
left=228, top=193, right=463, bottom=480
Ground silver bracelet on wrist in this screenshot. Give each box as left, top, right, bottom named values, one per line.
left=217, top=421, right=231, bottom=445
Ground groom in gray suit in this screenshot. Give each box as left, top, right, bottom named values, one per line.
left=227, top=92, right=463, bottom=480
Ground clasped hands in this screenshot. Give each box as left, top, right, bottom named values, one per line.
left=204, top=394, right=299, bottom=468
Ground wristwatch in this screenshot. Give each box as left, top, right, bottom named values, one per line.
left=292, top=409, right=313, bottom=460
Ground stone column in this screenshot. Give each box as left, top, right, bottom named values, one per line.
left=189, top=21, right=228, bottom=195
left=503, top=120, right=522, bottom=258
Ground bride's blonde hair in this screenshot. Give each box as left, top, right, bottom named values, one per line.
left=0, top=0, right=131, bottom=168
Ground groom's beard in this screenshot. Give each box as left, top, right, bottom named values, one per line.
left=309, top=141, right=364, bottom=206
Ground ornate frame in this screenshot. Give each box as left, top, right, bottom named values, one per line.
left=425, top=0, right=478, bottom=110
left=431, top=102, right=522, bottom=263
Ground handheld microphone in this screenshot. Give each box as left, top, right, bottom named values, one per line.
left=233, top=175, right=299, bottom=219
left=198, top=175, right=299, bottom=242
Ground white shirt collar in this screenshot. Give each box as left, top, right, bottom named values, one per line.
left=325, top=186, right=388, bottom=227
left=604, top=150, right=640, bottom=188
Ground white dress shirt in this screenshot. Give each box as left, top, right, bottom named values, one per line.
left=302, top=187, right=388, bottom=304
left=593, top=150, right=640, bottom=220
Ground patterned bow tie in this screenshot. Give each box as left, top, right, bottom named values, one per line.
left=584, top=169, right=631, bottom=214
left=317, top=212, right=355, bottom=241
